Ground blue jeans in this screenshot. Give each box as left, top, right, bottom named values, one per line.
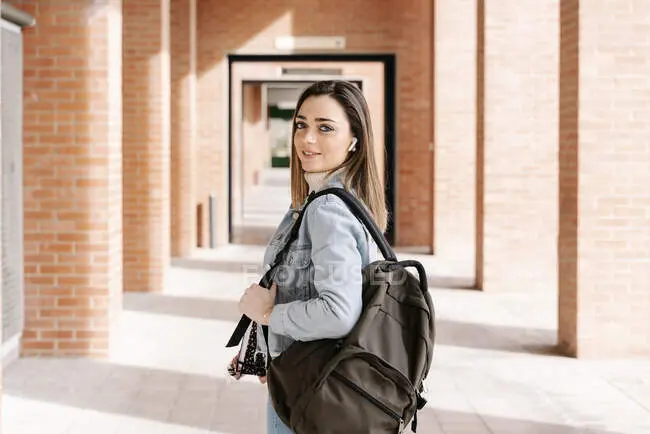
left=267, top=397, right=294, bottom=434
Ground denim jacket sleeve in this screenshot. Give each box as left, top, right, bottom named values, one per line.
left=268, top=195, right=365, bottom=341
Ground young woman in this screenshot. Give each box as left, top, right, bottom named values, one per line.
left=237, top=80, right=387, bottom=434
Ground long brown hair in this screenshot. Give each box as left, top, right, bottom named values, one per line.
left=289, top=80, right=388, bottom=232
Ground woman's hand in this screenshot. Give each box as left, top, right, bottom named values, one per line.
left=229, top=354, right=266, bottom=383
left=239, top=283, right=277, bottom=325
left=228, top=355, right=242, bottom=380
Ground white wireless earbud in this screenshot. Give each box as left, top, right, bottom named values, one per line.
left=348, top=137, right=358, bottom=152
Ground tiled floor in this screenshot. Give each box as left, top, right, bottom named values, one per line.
left=3, top=246, right=650, bottom=433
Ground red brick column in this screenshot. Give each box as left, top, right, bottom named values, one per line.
left=433, top=0, right=477, bottom=285
left=0, top=0, right=3, bottom=420
left=21, top=0, right=123, bottom=357
left=558, top=0, right=650, bottom=358
left=170, top=0, right=196, bottom=258
left=478, top=2, right=559, bottom=291
left=123, top=0, right=171, bottom=291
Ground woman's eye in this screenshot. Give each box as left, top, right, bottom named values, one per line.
left=319, top=124, right=333, bottom=132
left=295, top=122, right=306, bottom=130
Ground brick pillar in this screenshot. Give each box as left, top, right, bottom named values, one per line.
left=478, top=1, right=559, bottom=291
left=195, top=0, right=221, bottom=249
left=21, top=0, right=123, bottom=357
left=123, top=0, right=171, bottom=291
left=170, top=0, right=196, bottom=258
left=558, top=0, right=650, bottom=358
left=0, top=0, right=3, bottom=421
left=433, top=0, right=477, bottom=286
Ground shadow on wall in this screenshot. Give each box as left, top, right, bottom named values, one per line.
left=123, top=0, right=168, bottom=292
left=3, top=358, right=626, bottom=434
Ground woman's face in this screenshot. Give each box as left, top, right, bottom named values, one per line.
left=293, top=95, right=354, bottom=173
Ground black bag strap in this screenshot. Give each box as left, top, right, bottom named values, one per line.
left=225, top=187, right=395, bottom=348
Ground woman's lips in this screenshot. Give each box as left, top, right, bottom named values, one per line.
left=301, top=150, right=321, bottom=158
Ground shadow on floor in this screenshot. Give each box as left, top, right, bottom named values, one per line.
left=4, top=358, right=626, bottom=434
left=124, top=292, right=243, bottom=323
left=427, top=274, right=477, bottom=290
left=434, top=318, right=559, bottom=356
left=4, top=358, right=266, bottom=434
left=123, top=292, right=558, bottom=356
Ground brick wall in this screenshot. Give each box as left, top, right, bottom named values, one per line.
left=558, top=0, right=579, bottom=357
left=479, top=1, right=559, bottom=291
left=171, top=0, right=196, bottom=257
left=20, top=0, right=123, bottom=357
left=0, top=0, right=3, bottom=422
left=433, top=0, right=477, bottom=285
left=558, top=0, right=650, bottom=358
left=197, top=0, right=433, bottom=248
left=107, top=0, right=124, bottom=356
left=123, top=0, right=171, bottom=291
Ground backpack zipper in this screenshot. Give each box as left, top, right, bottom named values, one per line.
left=331, top=370, right=405, bottom=430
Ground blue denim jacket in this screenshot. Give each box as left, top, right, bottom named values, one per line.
left=265, top=176, right=379, bottom=357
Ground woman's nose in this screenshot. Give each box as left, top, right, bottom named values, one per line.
left=305, top=131, right=316, bottom=144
